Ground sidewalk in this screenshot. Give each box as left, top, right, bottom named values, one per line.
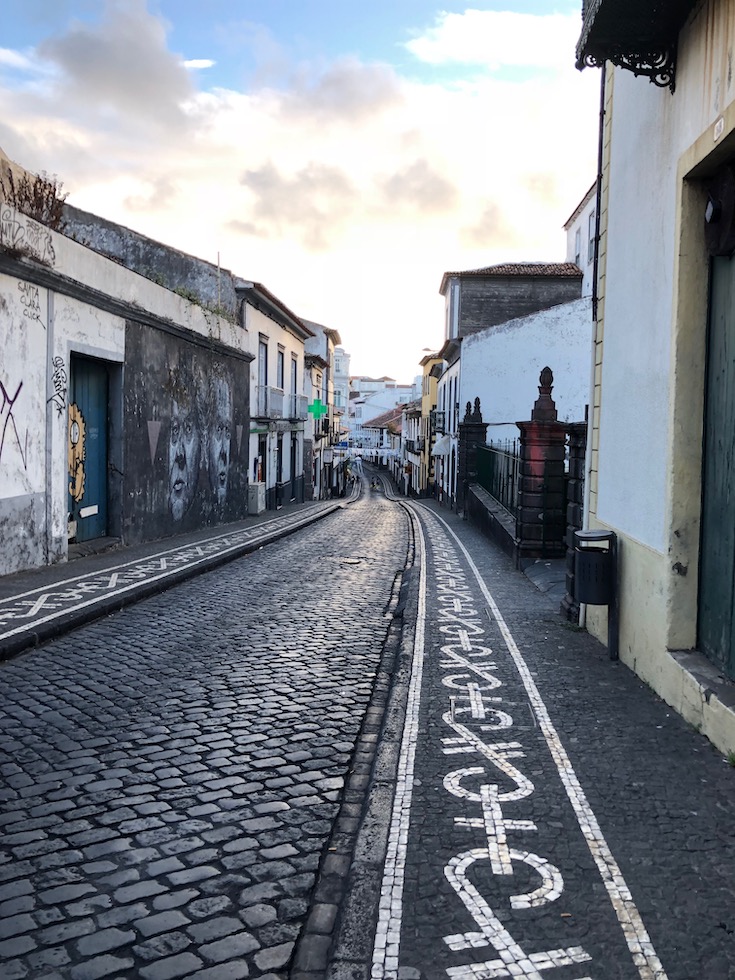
left=0, top=496, right=346, bottom=662
left=296, top=495, right=735, bottom=980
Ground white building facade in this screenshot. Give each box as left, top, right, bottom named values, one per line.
left=564, top=182, right=597, bottom=299
left=575, top=0, right=735, bottom=754
left=238, top=282, right=311, bottom=512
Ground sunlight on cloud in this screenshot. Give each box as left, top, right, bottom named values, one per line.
left=406, top=10, right=582, bottom=72
left=0, top=2, right=600, bottom=377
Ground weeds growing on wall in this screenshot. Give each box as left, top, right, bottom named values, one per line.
left=0, top=168, right=68, bottom=230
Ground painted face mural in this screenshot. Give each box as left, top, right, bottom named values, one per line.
left=168, top=392, right=201, bottom=521
left=208, top=372, right=232, bottom=504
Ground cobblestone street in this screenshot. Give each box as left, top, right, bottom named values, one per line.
left=0, top=491, right=409, bottom=979
left=1, top=486, right=735, bottom=980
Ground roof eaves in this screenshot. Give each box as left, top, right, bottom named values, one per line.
left=563, top=181, right=598, bottom=229
left=238, top=281, right=315, bottom=339
left=439, top=262, right=583, bottom=295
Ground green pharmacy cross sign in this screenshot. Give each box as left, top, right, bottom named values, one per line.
left=308, top=397, right=328, bottom=420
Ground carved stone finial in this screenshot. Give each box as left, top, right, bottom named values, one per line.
left=472, top=397, right=482, bottom=423
left=464, top=400, right=472, bottom=423
left=531, top=366, right=557, bottom=422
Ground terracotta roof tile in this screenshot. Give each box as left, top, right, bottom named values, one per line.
left=362, top=405, right=405, bottom=429
left=440, top=262, right=582, bottom=294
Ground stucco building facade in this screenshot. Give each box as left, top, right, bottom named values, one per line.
left=576, top=0, right=735, bottom=754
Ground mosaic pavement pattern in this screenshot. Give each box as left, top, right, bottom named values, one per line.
left=353, top=497, right=735, bottom=980
left=0, top=504, right=339, bottom=655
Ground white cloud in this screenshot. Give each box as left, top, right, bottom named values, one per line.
left=184, top=59, right=216, bottom=70
left=405, top=10, right=582, bottom=72
left=0, top=48, right=37, bottom=71
left=36, top=0, right=193, bottom=129
left=0, top=6, right=600, bottom=381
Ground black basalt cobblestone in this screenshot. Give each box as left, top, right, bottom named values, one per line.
left=0, top=490, right=410, bottom=978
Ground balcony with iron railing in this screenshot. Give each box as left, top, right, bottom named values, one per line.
left=257, top=388, right=310, bottom=421
left=430, top=409, right=446, bottom=435
left=286, top=394, right=308, bottom=420
left=256, top=386, right=283, bottom=419
left=576, top=0, right=698, bottom=91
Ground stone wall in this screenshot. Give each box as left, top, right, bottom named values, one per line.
left=459, top=275, right=582, bottom=338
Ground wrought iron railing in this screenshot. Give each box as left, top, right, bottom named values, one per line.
left=476, top=441, right=520, bottom=516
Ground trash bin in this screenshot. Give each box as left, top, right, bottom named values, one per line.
left=573, top=529, right=616, bottom=605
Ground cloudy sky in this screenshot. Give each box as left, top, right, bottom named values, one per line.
left=1, top=0, right=600, bottom=382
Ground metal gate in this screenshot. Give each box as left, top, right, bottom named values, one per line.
left=68, top=356, right=108, bottom=542
left=699, top=254, right=735, bottom=679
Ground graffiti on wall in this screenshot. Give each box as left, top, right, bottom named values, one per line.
left=48, top=356, right=67, bottom=417
left=0, top=205, right=56, bottom=265
left=207, top=365, right=233, bottom=507
left=124, top=322, right=249, bottom=540
left=163, top=362, right=236, bottom=519
left=0, top=378, right=28, bottom=469
left=165, top=363, right=203, bottom=521
left=17, top=282, right=44, bottom=327
left=68, top=402, right=86, bottom=502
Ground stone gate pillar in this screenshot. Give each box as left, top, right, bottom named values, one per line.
left=458, top=397, right=489, bottom=514
left=516, top=368, right=567, bottom=566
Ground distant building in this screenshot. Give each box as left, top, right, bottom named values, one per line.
left=435, top=262, right=584, bottom=509
left=563, top=182, right=597, bottom=299
left=348, top=377, right=416, bottom=446
left=303, top=321, right=343, bottom=500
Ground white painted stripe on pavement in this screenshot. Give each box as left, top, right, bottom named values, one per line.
left=0, top=509, right=330, bottom=605
left=371, top=510, right=427, bottom=979
left=422, top=506, right=668, bottom=980
left=0, top=511, right=333, bottom=643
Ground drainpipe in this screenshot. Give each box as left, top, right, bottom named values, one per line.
left=581, top=63, right=607, bottom=630
left=591, top=64, right=605, bottom=323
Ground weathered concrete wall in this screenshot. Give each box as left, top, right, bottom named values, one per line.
left=461, top=298, right=592, bottom=444
left=0, top=199, right=254, bottom=573
left=64, top=204, right=237, bottom=318
left=459, top=275, right=582, bottom=338
left=0, top=270, right=48, bottom=573
left=123, top=321, right=250, bottom=543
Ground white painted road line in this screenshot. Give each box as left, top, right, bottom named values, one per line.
left=0, top=510, right=335, bottom=644
left=371, top=508, right=427, bottom=980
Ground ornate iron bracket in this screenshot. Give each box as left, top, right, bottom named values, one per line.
left=579, top=42, right=678, bottom=92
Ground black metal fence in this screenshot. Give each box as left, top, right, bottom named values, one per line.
left=476, top=441, right=520, bottom=516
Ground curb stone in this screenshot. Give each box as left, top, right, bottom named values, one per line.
left=289, top=500, right=419, bottom=980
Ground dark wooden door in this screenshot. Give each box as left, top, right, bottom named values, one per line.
left=699, top=255, right=735, bottom=679
left=289, top=436, right=297, bottom=500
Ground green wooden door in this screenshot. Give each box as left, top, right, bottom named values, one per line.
left=68, top=356, right=109, bottom=542
left=699, top=255, right=735, bottom=679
